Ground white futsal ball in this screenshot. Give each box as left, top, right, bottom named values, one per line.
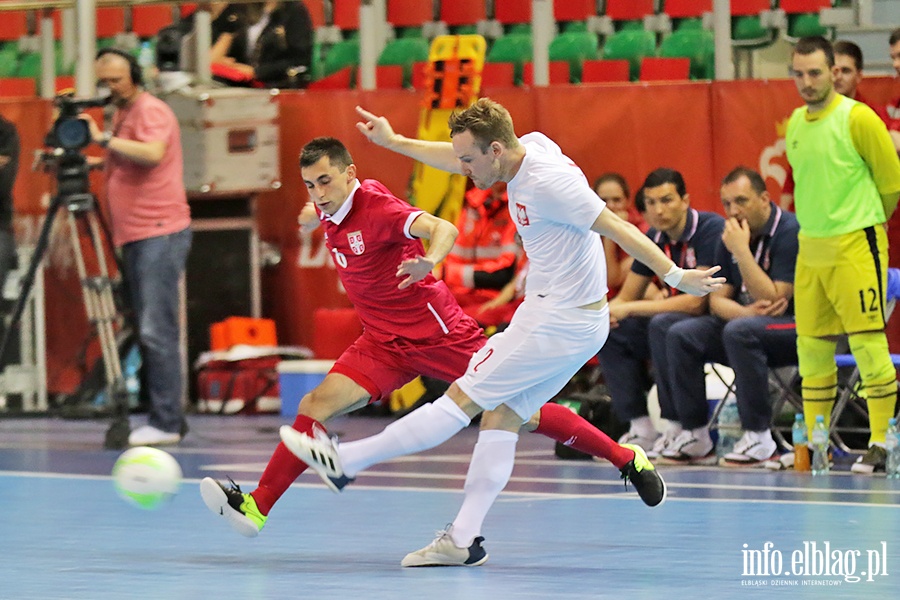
left=112, top=446, right=182, bottom=510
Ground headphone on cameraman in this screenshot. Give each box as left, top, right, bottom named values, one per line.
left=96, top=47, right=143, bottom=87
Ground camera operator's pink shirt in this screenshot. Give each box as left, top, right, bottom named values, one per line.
left=105, top=91, right=190, bottom=247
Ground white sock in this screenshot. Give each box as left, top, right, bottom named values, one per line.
left=630, top=416, right=657, bottom=439
left=450, top=429, right=518, bottom=548
left=339, top=395, right=471, bottom=477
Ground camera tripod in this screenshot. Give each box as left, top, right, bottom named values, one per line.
left=0, top=189, right=132, bottom=449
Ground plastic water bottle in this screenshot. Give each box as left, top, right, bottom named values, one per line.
left=791, top=414, right=810, bottom=472
left=886, top=417, right=900, bottom=479
left=137, top=41, right=155, bottom=87
left=810, top=415, right=830, bottom=476
left=715, top=399, right=740, bottom=458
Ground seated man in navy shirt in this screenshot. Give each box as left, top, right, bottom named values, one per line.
left=658, top=167, right=799, bottom=465
left=598, top=168, right=725, bottom=459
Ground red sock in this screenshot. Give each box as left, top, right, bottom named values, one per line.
left=251, top=414, right=323, bottom=515
left=533, top=403, right=634, bottom=469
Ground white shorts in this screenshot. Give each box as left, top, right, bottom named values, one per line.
left=457, top=298, right=610, bottom=421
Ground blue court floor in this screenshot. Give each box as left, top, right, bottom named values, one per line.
left=1, top=413, right=898, bottom=599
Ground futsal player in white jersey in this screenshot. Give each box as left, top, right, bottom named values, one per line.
left=281, top=99, right=724, bottom=567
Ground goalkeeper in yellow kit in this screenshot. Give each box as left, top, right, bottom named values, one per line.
left=786, top=36, right=900, bottom=474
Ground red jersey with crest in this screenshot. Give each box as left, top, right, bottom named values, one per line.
left=318, top=179, right=466, bottom=343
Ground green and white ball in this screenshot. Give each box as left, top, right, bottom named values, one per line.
left=112, top=446, right=182, bottom=510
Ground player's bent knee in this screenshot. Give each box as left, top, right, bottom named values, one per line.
left=480, top=404, right=526, bottom=433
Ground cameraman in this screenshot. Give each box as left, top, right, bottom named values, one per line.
left=81, top=49, right=192, bottom=447
left=0, top=114, right=18, bottom=296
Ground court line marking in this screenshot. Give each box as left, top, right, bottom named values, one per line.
left=1, top=470, right=897, bottom=509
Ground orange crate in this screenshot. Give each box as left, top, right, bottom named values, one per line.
left=210, top=317, right=277, bottom=350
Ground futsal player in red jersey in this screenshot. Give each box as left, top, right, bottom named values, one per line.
left=201, top=136, right=656, bottom=537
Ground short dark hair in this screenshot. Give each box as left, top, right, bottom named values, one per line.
left=633, top=186, right=646, bottom=213
left=721, top=166, right=767, bottom=196
left=300, top=137, right=353, bottom=170
left=643, top=168, right=686, bottom=197
left=793, top=36, right=834, bottom=67
left=890, top=28, right=900, bottom=46
left=593, top=172, right=630, bottom=200
left=833, top=40, right=863, bottom=71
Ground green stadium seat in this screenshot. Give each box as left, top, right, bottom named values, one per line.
left=0, top=45, right=18, bottom=78
left=14, top=52, right=40, bottom=78
left=781, top=0, right=833, bottom=41
left=731, top=0, right=776, bottom=48
left=549, top=30, right=599, bottom=83
left=658, top=29, right=714, bottom=80
left=486, top=34, right=532, bottom=86
left=601, top=29, right=656, bottom=81
left=321, top=39, right=360, bottom=78
left=787, top=13, right=829, bottom=38
left=377, top=37, right=430, bottom=88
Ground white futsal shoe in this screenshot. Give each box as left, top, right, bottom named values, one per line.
left=278, top=425, right=353, bottom=492
left=401, top=525, right=489, bottom=567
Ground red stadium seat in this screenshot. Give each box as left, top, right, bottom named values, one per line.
left=581, top=59, right=630, bottom=83
left=50, top=7, right=124, bottom=40
left=131, top=6, right=174, bottom=38
left=0, top=12, right=28, bottom=41
left=333, top=0, right=361, bottom=31
left=386, top=0, right=434, bottom=29
left=375, top=64, right=404, bottom=89
left=411, top=61, right=429, bottom=89
left=731, top=0, right=773, bottom=16
left=55, top=75, right=75, bottom=93
left=663, top=0, right=712, bottom=19
left=305, top=0, right=327, bottom=28
left=308, top=66, right=354, bottom=90
left=441, top=0, right=487, bottom=27
left=780, top=0, right=832, bottom=13
left=554, top=0, right=596, bottom=23
left=639, top=57, right=690, bottom=81
left=481, top=62, right=515, bottom=88
left=494, top=0, right=531, bottom=25
left=605, top=0, right=657, bottom=22
left=0, top=77, right=37, bottom=98
left=523, top=61, right=570, bottom=85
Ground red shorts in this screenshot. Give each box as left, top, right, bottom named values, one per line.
left=332, top=315, right=486, bottom=402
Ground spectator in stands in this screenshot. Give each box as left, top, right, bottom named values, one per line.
left=211, top=1, right=314, bottom=88
left=782, top=39, right=890, bottom=209
left=786, top=36, right=900, bottom=475
left=658, top=167, right=799, bottom=466
left=594, top=173, right=648, bottom=298
left=887, top=28, right=900, bottom=151
left=441, top=182, right=519, bottom=328
left=0, top=114, right=19, bottom=297
left=597, top=168, right=724, bottom=458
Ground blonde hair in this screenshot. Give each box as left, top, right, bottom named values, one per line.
left=448, top=98, right=519, bottom=153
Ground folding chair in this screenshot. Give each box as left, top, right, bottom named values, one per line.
left=829, top=267, right=900, bottom=453
left=770, top=267, right=900, bottom=453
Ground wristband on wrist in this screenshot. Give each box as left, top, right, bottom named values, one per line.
left=98, top=131, right=113, bottom=148
left=663, top=265, right=685, bottom=288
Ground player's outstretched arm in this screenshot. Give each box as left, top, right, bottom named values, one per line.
left=396, top=212, right=459, bottom=289
left=355, top=106, right=463, bottom=175
left=591, top=207, right=724, bottom=297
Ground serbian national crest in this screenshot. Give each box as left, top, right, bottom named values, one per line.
left=515, top=203, right=530, bottom=226
left=347, top=230, right=365, bottom=255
